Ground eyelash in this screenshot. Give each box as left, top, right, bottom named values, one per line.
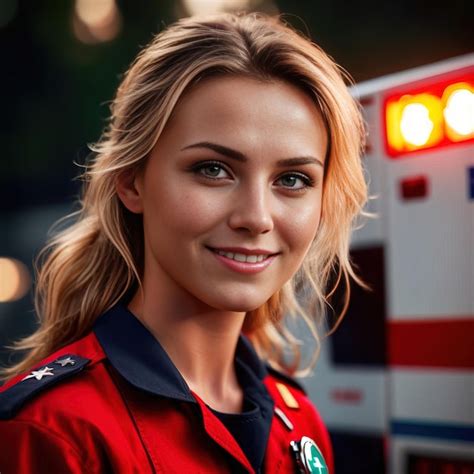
left=189, top=160, right=316, bottom=191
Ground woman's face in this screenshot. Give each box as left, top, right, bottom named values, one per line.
left=125, top=75, right=327, bottom=312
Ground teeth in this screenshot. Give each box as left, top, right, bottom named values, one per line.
left=216, top=250, right=269, bottom=263
left=234, top=253, right=247, bottom=262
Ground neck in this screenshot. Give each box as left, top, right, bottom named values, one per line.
left=128, top=283, right=246, bottom=413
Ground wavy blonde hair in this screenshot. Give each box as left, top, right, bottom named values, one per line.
left=2, top=12, right=367, bottom=380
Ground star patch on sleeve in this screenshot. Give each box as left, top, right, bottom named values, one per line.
left=22, top=366, right=55, bottom=381
left=0, top=354, right=90, bottom=420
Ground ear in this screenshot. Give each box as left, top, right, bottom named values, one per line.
left=116, top=169, right=144, bottom=214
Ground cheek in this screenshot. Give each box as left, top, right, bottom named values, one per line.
left=147, top=185, right=227, bottom=238
left=281, top=196, right=322, bottom=254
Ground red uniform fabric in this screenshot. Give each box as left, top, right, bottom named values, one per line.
left=0, top=306, right=333, bottom=473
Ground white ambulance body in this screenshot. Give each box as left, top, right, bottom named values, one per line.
left=303, top=54, right=474, bottom=473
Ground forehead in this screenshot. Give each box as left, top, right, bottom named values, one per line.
left=160, top=75, right=327, bottom=161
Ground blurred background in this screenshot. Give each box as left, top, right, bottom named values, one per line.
left=0, top=1, right=472, bottom=473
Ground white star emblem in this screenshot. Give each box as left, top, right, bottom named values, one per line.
left=22, top=366, right=55, bottom=381
left=55, top=357, right=76, bottom=367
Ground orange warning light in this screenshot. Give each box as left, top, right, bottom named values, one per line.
left=386, top=93, right=443, bottom=153
left=384, top=70, right=474, bottom=157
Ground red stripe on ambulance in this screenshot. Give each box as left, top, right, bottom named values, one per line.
left=388, top=318, right=474, bottom=369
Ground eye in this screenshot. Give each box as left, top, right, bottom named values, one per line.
left=191, top=161, right=231, bottom=180
left=275, top=173, right=314, bottom=190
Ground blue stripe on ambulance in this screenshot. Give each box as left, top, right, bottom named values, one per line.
left=391, top=420, right=474, bottom=442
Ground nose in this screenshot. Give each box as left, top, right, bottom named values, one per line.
left=227, top=180, right=274, bottom=235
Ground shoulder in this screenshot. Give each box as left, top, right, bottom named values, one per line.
left=0, top=332, right=151, bottom=472
left=265, top=364, right=307, bottom=394
left=264, top=366, right=320, bottom=419
left=0, top=331, right=107, bottom=421
left=0, top=332, right=113, bottom=472
left=264, top=365, right=324, bottom=425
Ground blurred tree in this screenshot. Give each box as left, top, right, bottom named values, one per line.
left=0, top=0, right=176, bottom=210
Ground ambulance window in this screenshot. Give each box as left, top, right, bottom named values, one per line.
left=328, top=246, right=387, bottom=367
left=331, top=431, right=385, bottom=474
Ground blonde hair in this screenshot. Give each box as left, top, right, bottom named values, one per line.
left=2, top=12, right=367, bottom=380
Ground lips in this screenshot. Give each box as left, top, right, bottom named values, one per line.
left=206, top=246, right=279, bottom=274
left=207, top=246, right=278, bottom=254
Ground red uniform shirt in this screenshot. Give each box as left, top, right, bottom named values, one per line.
left=0, top=305, right=333, bottom=473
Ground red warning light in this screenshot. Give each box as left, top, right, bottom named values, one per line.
left=399, top=176, right=429, bottom=200
left=384, top=67, right=474, bottom=157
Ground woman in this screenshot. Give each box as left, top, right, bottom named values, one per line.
left=0, top=12, right=366, bottom=474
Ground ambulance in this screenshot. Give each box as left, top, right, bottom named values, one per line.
left=303, top=54, right=474, bottom=473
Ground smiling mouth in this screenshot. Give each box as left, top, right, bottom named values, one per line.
left=214, top=250, right=268, bottom=263
left=206, top=247, right=278, bottom=264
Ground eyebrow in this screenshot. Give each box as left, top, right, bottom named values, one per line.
left=181, top=141, right=324, bottom=168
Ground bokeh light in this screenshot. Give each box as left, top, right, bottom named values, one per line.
left=443, top=87, right=474, bottom=138
left=73, top=0, right=122, bottom=44
left=0, top=257, right=31, bottom=303
left=182, top=0, right=251, bottom=16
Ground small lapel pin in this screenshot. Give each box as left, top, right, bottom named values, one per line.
left=276, top=382, right=299, bottom=409
left=274, top=406, right=294, bottom=431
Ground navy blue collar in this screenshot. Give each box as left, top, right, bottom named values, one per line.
left=93, top=304, right=269, bottom=403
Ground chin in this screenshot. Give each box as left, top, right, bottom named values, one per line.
left=206, top=290, right=270, bottom=313
left=213, top=299, right=265, bottom=313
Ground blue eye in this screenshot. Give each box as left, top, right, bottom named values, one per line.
left=192, top=161, right=231, bottom=180
left=276, top=173, right=313, bottom=190
left=201, top=164, right=222, bottom=177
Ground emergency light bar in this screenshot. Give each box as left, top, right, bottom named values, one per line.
left=384, top=70, right=473, bottom=157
